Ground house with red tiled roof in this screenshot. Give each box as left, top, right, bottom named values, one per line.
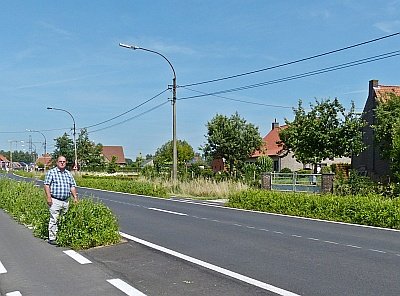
left=0, top=154, right=9, bottom=170
left=352, top=80, right=400, bottom=180
left=250, top=120, right=351, bottom=172
left=250, top=121, right=304, bottom=172
left=101, top=146, right=126, bottom=165
left=36, top=153, right=52, bottom=168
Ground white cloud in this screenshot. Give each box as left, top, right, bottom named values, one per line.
left=374, top=20, right=400, bottom=33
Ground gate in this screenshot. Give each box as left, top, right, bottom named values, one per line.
left=271, top=172, right=321, bottom=193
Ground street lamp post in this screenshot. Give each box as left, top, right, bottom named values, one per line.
left=26, top=129, right=47, bottom=156
left=8, top=140, right=24, bottom=171
left=47, top=107, right=78, bottom=171
left=119, top=42, right=178, bottom=184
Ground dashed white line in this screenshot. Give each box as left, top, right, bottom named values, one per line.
left=323, top=241, right=339, bottom=245
left=0, top=260, right=7, bottom=274
left=291, top=234, right=302, bottom=238
left=63, top=250, right=92, bottom=264
left=6, top=291, right=22, bottom=296
left=273, top=231, right=284, bottom=234
left=120, top=232, right=301, bottom=296
left=148, top=208, right=187, bottom=216
left=346, top=244, right=362, bottom=249
left=369, top=249, right=387, bottom=254
left=307, top=237, right=320, bottom=241
left=107, top=278, right=147, bottom=296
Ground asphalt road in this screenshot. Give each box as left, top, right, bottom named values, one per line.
left=4, top=174, right=400, bottom=295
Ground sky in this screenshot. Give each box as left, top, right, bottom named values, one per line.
left=1, top=1, right=399, bottom=160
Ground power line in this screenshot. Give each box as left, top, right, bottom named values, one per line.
left=182, top=87, right=293, bottom=108
left=88, top=101, right=170, bottom=134
left=83, top=88, right=169, bottom=129
left=179, top=32, right=399, bottom=88
left=179, top=49, right=400, bottom=101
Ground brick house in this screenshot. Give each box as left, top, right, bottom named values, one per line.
left=250, top=121, right=304, bottom=172
left=352, top=80, right=400, bottom=180
left=101, top=146, right=126, bottom=165
left=250, top=120, right=350, bottom=172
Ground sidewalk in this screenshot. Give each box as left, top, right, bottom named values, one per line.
left=0, top=210, right=127, bottom=296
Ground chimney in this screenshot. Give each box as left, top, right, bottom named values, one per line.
left=272, top=119, right=279, bottom=130
left=369, top=79, right=378, bottom=94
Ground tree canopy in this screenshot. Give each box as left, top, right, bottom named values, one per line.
left=279, top=98, right=365, bottom=166
left=154, top=139, right=195, bottom=167
left=373, top=93, right=400, bottom=180
left=202, top=112, right=262, bottom=173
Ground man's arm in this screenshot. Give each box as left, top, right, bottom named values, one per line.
left=44, top=185, right=52, bottom=206
left=70, top=186, right=79, bottom=203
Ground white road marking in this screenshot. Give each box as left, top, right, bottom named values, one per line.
left=323, top=241, right=339, bottom=245
left=346, top=244, right=362, bottom=249
left=369, top=249, right=386, bottom=254
left=120, top=232, right=301, bottom=296
left=6, top=292, right=22, bottom=296
left=63, top=250, right=92, bottom=264
left=308, top=237, right=320, bottom=241
left=0, top=260, right=7, bottom=274
left=107, top=278, right=147, bottom=296
left=148, top=208, right=187, bottom=216
left=291, top=234, right=302, bottom=238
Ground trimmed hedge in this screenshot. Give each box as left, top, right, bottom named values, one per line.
left=0, top=178, right=121, bottom=249
left=227, top=189, right=400, bottom=229
left=76, top=176, right=168, bottom=198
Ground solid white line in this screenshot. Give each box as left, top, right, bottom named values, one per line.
left=0, top=260, right=7, bottom=274
left=6, top=292, right=22, bottom=296
left=120, top=232, right=301, bottom=296
left=63, top=250, right=92, bottom=264
left=148, top=208, right=187, bottom=216
left=107, top=278, right=147, bottom=296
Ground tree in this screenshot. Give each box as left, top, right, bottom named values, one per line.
left=76, top=129, right=104, bottom=170
left=279, top=98, right=365, bottom=169
left=202, top=112, right=263, bottom=174
left=154, top=140, right=195, bottom=169
left=53, top=133, right=74, bottom=167
left=373, top=93, right=400, bottom=180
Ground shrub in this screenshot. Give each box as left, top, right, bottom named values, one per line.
left=57, top=198, right=121, bottom=249
left=0, top=178, right=121, bottom=249
left=227, top=189, right=400, bottom=229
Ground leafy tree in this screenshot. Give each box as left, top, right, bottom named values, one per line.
left=107, top=156, right=118, bottom=173
left=202, top=112, right=262, bottom=174
left=53, top=133, right=75, bottom=168
left=76, top=129, right=104, bottom=171
left=373, top=93, right=400, bottom=180
left=279, top=98, right=365, bottom=170
left=154, top=140, right=195, bottom=168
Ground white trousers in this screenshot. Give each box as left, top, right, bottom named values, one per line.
left=48, top=198, right=69, bottom=241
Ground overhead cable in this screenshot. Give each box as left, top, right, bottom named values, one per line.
left=179, top=32, right=399, bottom=88
left=179, top=50, right=400, bottom=101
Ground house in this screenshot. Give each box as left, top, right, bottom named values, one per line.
left=352, top=80, right=400, bottom=180
left=250, top=120, right=351, bottom=172
left=36, top=153, right=52, bottom=168
left=250, top=121, right=303, bottom=172
left=101, top=146, right=126, bottom=165
left=0, top=154, right=9, bottom=169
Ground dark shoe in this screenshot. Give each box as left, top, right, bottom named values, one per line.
left=48, top=239, right=58, bottom=246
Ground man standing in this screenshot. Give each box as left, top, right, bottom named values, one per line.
left=44, top=155, right=78, bottom=245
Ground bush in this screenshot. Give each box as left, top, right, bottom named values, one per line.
left=76, top=177, right=168, bottom=198
left=0, top=178, right=121, bottom=249
left=227, top=189, right=400, bottom=229
left=57, top=198, right=121, bottom=249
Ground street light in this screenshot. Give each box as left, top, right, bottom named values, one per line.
left=47, top=107, right=78, bottom=170
left=8, top=140, right=24, bottom=171
left=26, top=129, right=47, bottom=156
left=119, top=42, right=178, bottom=184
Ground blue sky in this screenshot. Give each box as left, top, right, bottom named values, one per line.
left=1, top=1, right=399, bottom=160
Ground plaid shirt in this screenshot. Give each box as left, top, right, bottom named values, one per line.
left=44, top=167, right=76, bottom=200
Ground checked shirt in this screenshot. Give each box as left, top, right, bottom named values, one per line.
left=44, top=167, right=76, bottom=200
